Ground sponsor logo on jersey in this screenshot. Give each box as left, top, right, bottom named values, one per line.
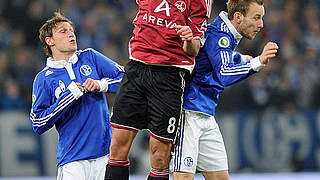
left=184, top=157, right=194, bottom=167
left=175, top=1, right=186, bottom=12
left=59, top=80, right=66, bottom=92
left=32, top=95, right=36, bottom=105
left=80, top=65, right=92, bottom=76
left=142, top=13, right=177, bottom=29
left=55, top=80, right=65, bottom=99
left=218, top=37, right=230, bottom=48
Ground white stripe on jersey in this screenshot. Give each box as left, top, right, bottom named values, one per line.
left=205, top=0, right=213, bottom=18
left=221, top=23, right=230, bottom=33
left=32, top=96, right=76, bottom=127
left=220, top=51, right=251, bottom=75
left=30, top=93, right=76, bottom=126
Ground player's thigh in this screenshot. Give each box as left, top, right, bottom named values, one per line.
left=111, top=60, right=148, bottom=130
left=90, top=155, right=108, bottom=180
left=202, top=170, right=229, bottom=180
left=170, top=110, right=201, bottom=174
left=149, top=136, right=172, bottom=168
left=197, top=118, right=228, bottom=172
left=109, top=127, right=137, bottom=159
left=146, top=68, right=186, bottom=142
left=57, top=161, right=87, bottom=180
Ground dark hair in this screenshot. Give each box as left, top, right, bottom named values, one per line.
left=39, top=11, right=74, bottom=57
left=227, top=0, right=264, bottom=20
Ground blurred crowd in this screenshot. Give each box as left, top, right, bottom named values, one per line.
left=0, top=0, right=319, bottom=113
left=0, top=0, right=136, bottom=111
left=214, top=0, right=320, bottom=114
left=0, top=0, right=319, bottom=175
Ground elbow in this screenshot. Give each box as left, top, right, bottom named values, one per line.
left=32, top=126, right=45, bottom=135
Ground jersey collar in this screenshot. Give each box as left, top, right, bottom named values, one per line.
left=46, top=52, right=79, bottom=69
left=219, top=11, right=243, bottom=44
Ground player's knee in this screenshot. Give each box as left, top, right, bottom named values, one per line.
left=202, top=170, right=229, bottom=180
left=173, top=172, right=194, bottom=180
left=150, top=147, right=170, bottom=168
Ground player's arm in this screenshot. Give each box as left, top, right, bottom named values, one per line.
left=232, top=51, right=253, bottom=64
left=175, top=25, right=201, bottom=56
left=205, top=35, right=265, bottom=87
left=86, top=49, right=124, bottom=93
left=30, top=76, right=83, bottom=135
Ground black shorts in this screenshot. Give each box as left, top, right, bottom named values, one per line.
left=111, top=60, right=187, bottom=142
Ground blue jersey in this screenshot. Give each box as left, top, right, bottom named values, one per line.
left=30, top=48, right=124, bottom=167
left=183, top=12, right=264, bottom=116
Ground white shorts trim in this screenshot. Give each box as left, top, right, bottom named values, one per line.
left=170, top=110, right=228, bottom=173
left=57, top=155, right=108, bottom=180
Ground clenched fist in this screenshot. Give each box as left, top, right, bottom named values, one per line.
left=259, top=42, right=279, bottom=64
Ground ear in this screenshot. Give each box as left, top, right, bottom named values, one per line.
left=234, top=12, right=244, bottom=24
left=45, top=37, right=54, bottom=46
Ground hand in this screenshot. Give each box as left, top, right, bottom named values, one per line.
left=82, top=78, right=100, bottom=92
left=244, top=55, right=253, bottom=61
left=75, top=82, right=83, bottom=92
left=174, top=25, right=193, bottom=41
left=259, top=42, right=279, bottom=64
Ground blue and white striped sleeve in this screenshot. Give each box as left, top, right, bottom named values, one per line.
left=30, top=75, right=83, bottom=135
left=205, top=34, right=264, bottom=87
left=90, top=49, right=124, bottom=93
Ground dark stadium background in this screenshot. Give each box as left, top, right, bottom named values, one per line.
left=0, top=0, right=320, bottom=179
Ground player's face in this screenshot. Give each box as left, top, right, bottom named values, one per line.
left=239, top=2, right=264, bottom=40
left=50, top=22, right=77, bottom=54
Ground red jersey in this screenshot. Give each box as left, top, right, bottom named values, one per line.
left=129, top=0, right=213, bottom=72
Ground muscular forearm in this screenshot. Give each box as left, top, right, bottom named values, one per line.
left=183, top=38, right=200, bottom=57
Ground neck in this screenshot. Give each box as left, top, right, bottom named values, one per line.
left=52, top=51, right=75, bottom=61
left=230, top=19, right=240, bottom=33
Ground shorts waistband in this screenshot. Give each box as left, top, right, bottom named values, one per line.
left=128, top=60, right=187, bottom=72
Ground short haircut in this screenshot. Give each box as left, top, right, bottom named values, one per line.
left=39, top=11, right=74, bottom=57
left=227, top=0, right=264, bottom=20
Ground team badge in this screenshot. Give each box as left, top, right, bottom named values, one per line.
left=184, top=157, right=194, bottom=167
left=175, top=1, right=186, bottom=12
left=218, top=37, right=230, bottom=48
left=32, top=95, right=36, bottom=105
left=80, top=65, right=92, bottom=76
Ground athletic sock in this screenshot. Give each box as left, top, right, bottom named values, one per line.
left=147, top=168, right=169, bottom=180
left=104, top=159, right=130, bottom=180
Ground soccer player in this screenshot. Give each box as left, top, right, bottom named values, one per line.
left=171, top=0, right=279, bottom=180
left=105, top=0, right=213, bottom=180
left=30, top=11, right=124, bottom=180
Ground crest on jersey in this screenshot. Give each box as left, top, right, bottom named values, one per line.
left=184, top=157, right=194, bottom=167
left=32, top=95, right=36, bottom=105
left=218, top=37, right=230, bottom=48
left=80, top=65, right=92, bottom=76
left=175, top=1, right=186, bottom=12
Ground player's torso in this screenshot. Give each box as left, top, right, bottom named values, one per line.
left=135, top=0, right=190, bottom=27
left=130, top=0, right=207, bottom=69
left=45, top=57, right=101, bottom=103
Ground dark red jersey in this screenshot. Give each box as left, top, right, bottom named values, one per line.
left=129, top=0, right=213, bottom=72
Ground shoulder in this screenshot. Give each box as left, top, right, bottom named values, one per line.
left=76, top=48, right=94, bottom=57
left=205, top=28, right=232, bottom=49
left=33, top=67, right=50, bottom=87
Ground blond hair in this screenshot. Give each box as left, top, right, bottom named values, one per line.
left=39, top=11, right=74, bottom=57
left=227, top=0, right=264, bottom=20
